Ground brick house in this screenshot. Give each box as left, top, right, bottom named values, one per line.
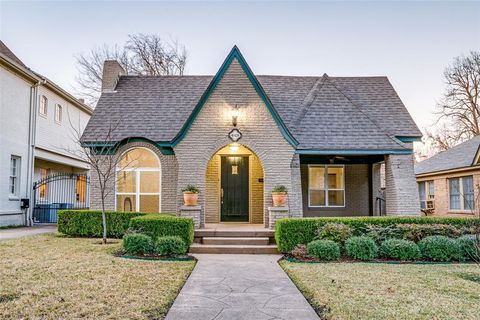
left=82, top=46, right=421, bottom=229
left=415, top=136, right=479, bottom=216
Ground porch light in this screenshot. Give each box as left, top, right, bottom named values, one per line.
left=229, top=142, right=240, bottom=152
left=231, top=104, right=239, bottom=127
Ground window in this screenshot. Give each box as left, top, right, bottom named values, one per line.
left=39, top=95, right=48, bottom=116
left=55, top=104, right=62, bottom=123
left=449, top=176, right=474, bottom=211
left=116, top=148, right=161, bottom=213
left=418, top=180, right=434, bottom=209
left=308, top=165, right=345, bottom=207
left=9, top=156, right=20, bottom=197
left=39, top=168, right=49, bottom=200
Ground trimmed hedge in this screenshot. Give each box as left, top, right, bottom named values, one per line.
left=154, top=236, right=187, bottom=256
left=379, top=239, right=421, bottom=261
left=307, top=240, right=340, bottom=261
left=456, top=235, right=480, bottom=262
left=345, top=236, right=378, bottom=261
left=123, top=233, right=153, bottom=254
left=418, top=236, right=461, bottom=262
left=315, top=223, right=352, bottom=247
left=275, top=216, right=479, bottom=253
left=58, top=210, right=147, bottom=238
left=128, top=214, right=194, bottom=246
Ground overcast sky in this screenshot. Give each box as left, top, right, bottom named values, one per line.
left=1, top=1, right=479, bottom=132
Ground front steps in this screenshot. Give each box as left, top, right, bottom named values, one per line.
left=190, top=229, right=278, bottom=254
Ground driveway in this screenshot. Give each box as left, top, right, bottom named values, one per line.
left=166, top=254, right=319, bottom=320
left=0, top=224, right=57, bottom=241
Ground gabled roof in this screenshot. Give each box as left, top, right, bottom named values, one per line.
left=82, top=46, right=421, bottom=153
left=415, top=136, right=480, bottom=175
left=0, top=40, right=27, bottom=68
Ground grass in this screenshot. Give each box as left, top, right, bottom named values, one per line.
left=280, top=260, right=480, bottom=320
left=0, top=234, right=195, bottom=319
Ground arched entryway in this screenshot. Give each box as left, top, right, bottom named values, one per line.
left=205, top=143, right=264, bottom=224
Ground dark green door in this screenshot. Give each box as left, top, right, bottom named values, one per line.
left=221, top=156, right=249, bottom=222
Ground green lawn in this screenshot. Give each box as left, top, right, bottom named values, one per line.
left=280, top=260, right=480, bottom=320
left=0, top=234, right=195, bottom=319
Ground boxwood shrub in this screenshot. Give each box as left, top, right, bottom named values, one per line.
left=123, top=233, right=153, bottom=254
left=418, top=236, right=461, bottom=262
left=275, top=216, right=479, bottom=253
left=128, top=214, right=194, bottom=247
left=345, top=236, right=378, bottom=261
left=315, top=223, right=352, bottom=247
left=307, top=240, right=340, bottom=261
left=456, top=235, right=480, bottom=262
left=58, top=210, right=147, bottom=238
left=154, top=236, right=187, bottom=256
left=379, top=239, right=421, bottom=261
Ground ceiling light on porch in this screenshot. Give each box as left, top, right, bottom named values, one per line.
left=231, top=104, right=239, bottom=127
left=229, top=142, right=240, bottom=152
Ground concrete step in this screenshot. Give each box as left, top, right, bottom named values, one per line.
left=189, top=243, right=279, bottom=254
left=202, top=237, right=270, bottom=246
left=194, top=229, right=274, bottom=238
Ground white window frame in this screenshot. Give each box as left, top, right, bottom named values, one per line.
left=39, top=95, right=48, bottom=116
left=54, top=104, right=62, bottom=123
left=448, top=176, right=474, bottom=212
left=308, top=164, right=345, bottom=208
left=115, top=148, right=161, bottom=212
left=9, top=156, right=21, bottom=198
left=418, top=180, right=434, bottom=209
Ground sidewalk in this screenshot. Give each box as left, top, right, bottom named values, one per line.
left=0, top=224, right=57, bottom=241
left=166, top=254, right=319, bottom=320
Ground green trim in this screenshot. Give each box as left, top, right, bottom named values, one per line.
left=170, top=46, right=298, bottom=147
left=295, top=149, right=413, bottom=155
left=83, top=138, right=175, bottom=155
left=396, top=136, right=422, bottom=143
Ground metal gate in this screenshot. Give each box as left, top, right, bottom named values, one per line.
left=33, top=173, right=90, bottom=223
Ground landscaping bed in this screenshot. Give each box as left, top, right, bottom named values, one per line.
left=0, top=234, right=195, bottom=319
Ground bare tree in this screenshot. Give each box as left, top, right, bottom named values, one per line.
left=75, top=34, right=187, bottom=105
left=429, top=51, right=480, bottom=151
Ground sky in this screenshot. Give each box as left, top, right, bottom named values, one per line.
left=1, top=1, right=479, bottom=133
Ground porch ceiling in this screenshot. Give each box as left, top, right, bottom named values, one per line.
left=300, top=154, right=384, bottom=164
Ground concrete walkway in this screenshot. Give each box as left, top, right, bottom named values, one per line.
left=0, top=224, right=57, bottom=241
left=166, top=254, right=319, bottom=320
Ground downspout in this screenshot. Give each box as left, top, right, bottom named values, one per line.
left=26, top=78, right=46, bottom=226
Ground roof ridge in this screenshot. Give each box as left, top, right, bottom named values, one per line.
left=293, top=74, right=329, bottom=127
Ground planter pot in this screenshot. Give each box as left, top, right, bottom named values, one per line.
left=272, top=192, right=287, bottom=207
left=183, top=192, right=199, bottom=206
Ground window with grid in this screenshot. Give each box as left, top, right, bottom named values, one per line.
left=449, top=176, right=474, bottom=211
left=308, top=165, right=345, bottom=207
left=55, top=104, right=62, bottom=123
left=9, top=156, right=20, bottom=197
left=39, top=95, right=48, bottom=116
left=418, top=180, right=434, bottom=209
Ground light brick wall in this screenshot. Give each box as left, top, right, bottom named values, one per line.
left=90, top=141, right=178, bottom=213
left=385, top=154, right=420, bottom=215
left=174, top=58, right=298, bottom=227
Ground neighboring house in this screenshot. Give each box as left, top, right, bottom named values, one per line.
left=0, top=41, right=92, bottom=226
left=415, top=136, right=480, bottom=216
left=82, top=46, right=421, bottom=229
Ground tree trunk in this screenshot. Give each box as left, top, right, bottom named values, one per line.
left=101, top=197, right=107, bottom=244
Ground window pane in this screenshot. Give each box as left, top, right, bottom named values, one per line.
left=117, top=171, right=136, bottom=193
left=120, top=148, right=159, bottom=169
left=418, top=182, right=426, bottom=201
left=140, top=195, right=159, bottom=213
left=449, top=178, right=460, bottom=210
left=309, top=167, right=325, bottom=190
left=140, top=171, right=160, bottom=193
left=328, top=190, right=345, bottom=206
left=420, top=201, right=426, bottom=210
left=309, top=190, right=325, bottom=206
left=327, top=167, right=344, bottom=189
left=428, top=181, right=435, bottom=197
left=117, top=195, right=136, bottom=212
left=463, top=176, right=474, bottom=210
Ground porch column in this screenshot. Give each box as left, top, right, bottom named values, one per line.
left=384, top=154, right=420, bottom=215
left=289, top=154, right=303, bottom=217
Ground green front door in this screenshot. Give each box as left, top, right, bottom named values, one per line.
left=221, top=156, right=249, bottom=222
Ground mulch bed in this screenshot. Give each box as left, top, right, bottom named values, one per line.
left=114, top=250, right=195, bottom=261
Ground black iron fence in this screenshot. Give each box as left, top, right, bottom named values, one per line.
left=33, top=173, right=90, bottom=223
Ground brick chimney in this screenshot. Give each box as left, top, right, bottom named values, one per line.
left=101, top=60, right=125, bottom=92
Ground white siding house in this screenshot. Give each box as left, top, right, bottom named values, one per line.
left=0, top=41, right=92, bottom=226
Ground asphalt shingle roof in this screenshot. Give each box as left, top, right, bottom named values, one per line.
left=82, top=73, right=421, bottom=151
left=415, top=136, right=480, bottom=175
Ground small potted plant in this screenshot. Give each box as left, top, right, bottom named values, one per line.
left=182, top=185, right=199, bottom=206
left=271, top=185, right=288, bottom=207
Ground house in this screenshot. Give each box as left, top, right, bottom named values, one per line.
left=0, top=41, right=92, bottom=227
left=82, top=46, right=421, bottom=229
left=415, top=136, right=479, bottom=216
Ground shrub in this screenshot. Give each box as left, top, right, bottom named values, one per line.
left=367, top=223, right=466, bottom=243
left=181, top=185, right=199, bottom=193
left=345, top=236, right=378, bottom=261
left=456, top=235, right=480, bottom=262
left=290, top=244, right=308, bottom=259
left=275, top=216, right=479, bottom=253
left=418, top=236, right=461, bottom=262
left=58, top=210, right=147, bottom=238
left=316, top=223, right=352, bottom=247
left=129, top=214, right=194, bottom=247
left=154, top=236, right=187, bottom=256
left=379, top=239, right=421, bottom=261
left=123, top=233, right=153, bottom=254
left=307, top=240, right=340, bottom=261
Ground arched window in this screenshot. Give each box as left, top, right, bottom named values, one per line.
left=116, top=148, right=161, bottom=213
left=39, top=95, right=48, bottom=116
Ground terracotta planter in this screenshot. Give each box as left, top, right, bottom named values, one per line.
left=272, top=192, right=287, bottom=207
left=183, top=192, right=199, bottom=206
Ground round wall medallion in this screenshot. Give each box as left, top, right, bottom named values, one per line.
left=228, top=128, right=242, bottom=142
